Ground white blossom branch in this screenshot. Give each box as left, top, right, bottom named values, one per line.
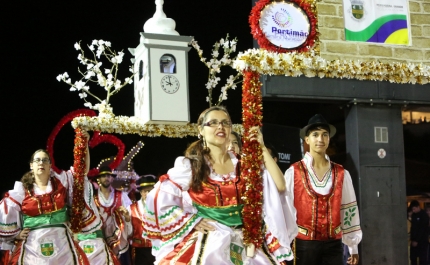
left=57, top=40, right=135, bottom=110
left=190, top=34, right=243, bottom=107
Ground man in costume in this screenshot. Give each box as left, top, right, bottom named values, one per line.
left=94, top=166, right=133, bottom=265
left=76, top=178, right=121, bottom=265
left=409, top=200, right=429, bottom=265
left=284, top=114, right=362, bottom=265
left=128, top=175, right=156, bottom=265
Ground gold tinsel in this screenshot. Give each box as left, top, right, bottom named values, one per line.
left=233, top=49, right=430, bottom=85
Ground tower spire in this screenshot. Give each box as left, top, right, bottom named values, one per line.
left=143, top=0, right=179, bottom=35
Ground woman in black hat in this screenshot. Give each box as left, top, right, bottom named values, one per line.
left=285, top=114, right=362, bottom=265
left=143, top=106, right=297, bottom=264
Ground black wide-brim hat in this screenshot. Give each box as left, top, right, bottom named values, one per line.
left=299, top=114, right=336, bottom=139
left=97, top=165, right=117, bottom=178
left=136, top=175, right=157, bottom=190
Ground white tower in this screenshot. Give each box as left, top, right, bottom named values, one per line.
left=129, top=0, right=192, bottom=125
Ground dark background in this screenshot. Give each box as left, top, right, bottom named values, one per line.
left=0, top=1, right=253, bottom=191
left=1, top=1, right=429, bottom=195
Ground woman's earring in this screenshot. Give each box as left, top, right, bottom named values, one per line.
left=198, top=134, right=202, bottom=139
left=202, top=137, right=209, bottom=151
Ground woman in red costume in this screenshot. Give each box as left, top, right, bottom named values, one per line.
left=143, top=106, right=297, bottom=265
left=0, top=132, right=91, bottom=265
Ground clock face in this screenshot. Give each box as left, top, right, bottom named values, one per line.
left=160, top=75, right=180, bottom=94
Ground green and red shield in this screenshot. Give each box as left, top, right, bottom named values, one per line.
left=230, top=243, right=244, bottom=265
left=351, top=4, right=364, bottom=19
left=83, top=244, right=95, bottom=254
left=40, top=242, right=54, bottom=257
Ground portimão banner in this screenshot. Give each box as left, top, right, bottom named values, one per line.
left=343, top=0, right=411, bottom=45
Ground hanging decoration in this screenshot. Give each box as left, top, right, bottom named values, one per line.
left=249, top=0, right=318, bottom=53
left=233, top=48, right=430, bottom=85
left=70, top=128, right=87, bottom=233
left=47, top=109, right=96, bottom=174
left=87, top=131, right=125, bottom=177
left=241, top=70, right=264, bottom=248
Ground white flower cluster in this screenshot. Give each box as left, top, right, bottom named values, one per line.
left=71, top=112, right=244, bottom=137
left=57, top=40, right=135, bottom=110
left=233, top=48, right=430, bottom=85
left=190, top=35, right=243, bottom=106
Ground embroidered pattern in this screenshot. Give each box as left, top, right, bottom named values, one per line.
left=159, top=212, right=190, bottom=230
left=151, top=215, right=200, bottom=251
left=158, top=205, right=180, bottom=219
left=0, top=221, right=19, bottom=236
left=343, top=206, right=356, bottom=226
left=304, top=154, right=332, bottom=188
left=341, top=201, right=361, bottom=234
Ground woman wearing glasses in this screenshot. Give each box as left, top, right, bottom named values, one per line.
left=143, top=106, right=297, bottom=264
left=0, top=132, right=92, bottom=265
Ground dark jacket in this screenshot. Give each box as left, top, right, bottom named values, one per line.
left=410, top=209, right=429, bottom=243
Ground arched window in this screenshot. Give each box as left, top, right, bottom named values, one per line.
left=139, top=60, right=144, bottom=80
left=160, top=54, right=176, bottom=74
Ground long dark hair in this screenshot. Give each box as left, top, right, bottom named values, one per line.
left=185, top=106, right=231, bottom=192
left=21, top=149, right=52, bottom=191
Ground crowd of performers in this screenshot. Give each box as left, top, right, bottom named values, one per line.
left=0, top=106, right=362, bottom=265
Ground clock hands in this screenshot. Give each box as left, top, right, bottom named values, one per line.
left=161, top=75, right=179, bottom=93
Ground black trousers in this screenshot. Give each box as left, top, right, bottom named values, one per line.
left=132, top=246, right=155, bottom=265
left=410, top=241, right=429, bottom=265
left=293, top=239, right=343, bottom=265
left=119, top=248, right=132, bottom=265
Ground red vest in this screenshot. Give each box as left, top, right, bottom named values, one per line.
left=22, top=177, right=67, bottom=216
left=130, top=201, right=151, bottom=248
left=188, top=174, right=244, bottom=207
left=293, top=160, right=344, bottom=241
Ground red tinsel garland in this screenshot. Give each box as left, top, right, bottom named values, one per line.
left=48, top=109, right=126, bottom=232
left=70, top=128, right=87, bottom=233
left=241, top=70, right=264, bottom=248
left=249, top=0, right=318, bottom=53
left=87, top=131, right=125, bottom=177
left=46, top=109, right=96, bottom=173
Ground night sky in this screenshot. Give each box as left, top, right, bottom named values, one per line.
left=1, top=1, right=255, bottom=191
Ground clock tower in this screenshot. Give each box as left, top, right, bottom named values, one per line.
left=129, top=0, right=192, bottom=125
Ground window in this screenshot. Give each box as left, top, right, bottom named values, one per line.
left=374, top=127, right=388, bottom=143
left=139, top=60, right=144, bottom=80
left=160, top=54, right=176, bottom=74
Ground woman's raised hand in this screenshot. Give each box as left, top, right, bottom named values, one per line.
left=248, top=126, right=265, bottom=148
left=16, top=228, right=31, bottom=241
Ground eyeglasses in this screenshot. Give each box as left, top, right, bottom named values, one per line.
left=32, top=158, right=50, bottom=164
left=203, top=120, right=232, bottom=128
